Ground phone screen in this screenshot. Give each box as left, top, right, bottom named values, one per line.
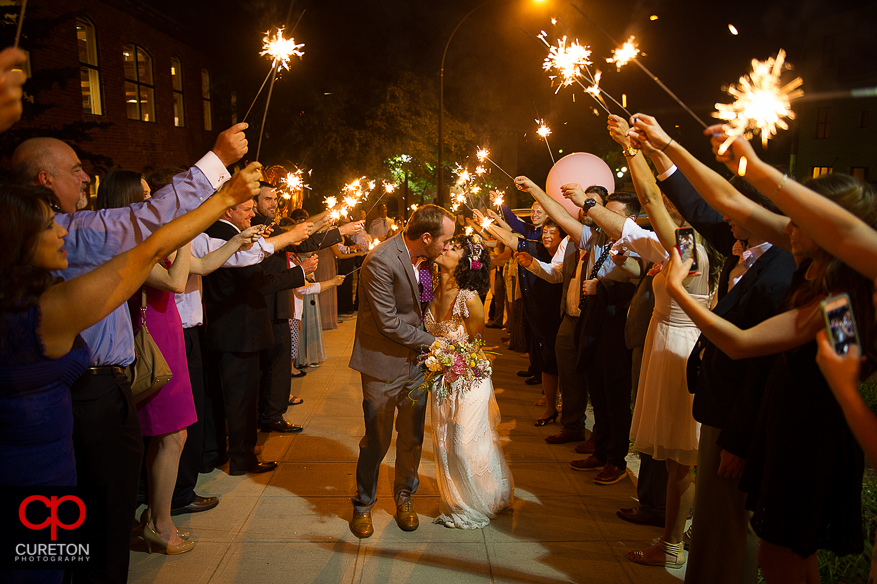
left=822, top=294, right=859, bottom=355
left=675, top=227, right=698, bottom=272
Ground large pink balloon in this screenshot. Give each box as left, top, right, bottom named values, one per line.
left=544, top=152, right=615, bottom=218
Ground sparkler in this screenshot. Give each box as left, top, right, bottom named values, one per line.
left=571, top=6, right=709, bottom=129
left=13, top=0, right=27, bottom=49
left=476, top=147, right=515, bottom=182
left=542, top=35, right=592, bottom=93
left=714, top=49, right=803, bottom=153
left=607, top=36, right=639, bottom=70
left=252, top=28, right=306, bottom=161
left=536, top=119, right=556, bottom=165
left=535, top=29, right=627, bottom=117
left=491, top=190, right=505, bottom=208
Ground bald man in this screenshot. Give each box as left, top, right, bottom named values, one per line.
left=12, top=137, right=91, bottom=212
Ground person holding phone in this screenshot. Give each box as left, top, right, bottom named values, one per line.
left=601, top=121, right=713, bottom=568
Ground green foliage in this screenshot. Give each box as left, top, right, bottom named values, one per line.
left=271, top=70, right=473, bottom=198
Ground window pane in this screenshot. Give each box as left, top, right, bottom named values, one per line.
left=123, top=45, right=137, bottom=81
left=171, top=57, right=182, bottom=92
left=76, top=19, right=98, bottom=66
left=137, top=48, right=153, bottom=86
left=173, top=92, right=185, bottom=127
left=80, top=67, right=102, bottom=115
left=125, top=80, right=139, bottom=119
left=140, top=86, right=155, bottom=122
left=201, top=69, right=210, bottom=99
left=203, top=99, right=212, bottom=131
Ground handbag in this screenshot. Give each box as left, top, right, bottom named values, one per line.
left=126, top=289, right=173, bottom=403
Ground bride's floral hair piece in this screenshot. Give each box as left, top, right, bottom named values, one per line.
left=454, top=233, right=491, bottom=294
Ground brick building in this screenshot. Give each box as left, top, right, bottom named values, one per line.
left=10, top=0, right=227, bottom=193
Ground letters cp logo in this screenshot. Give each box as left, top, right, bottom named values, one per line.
left=19, top=495, right=86, bottom=541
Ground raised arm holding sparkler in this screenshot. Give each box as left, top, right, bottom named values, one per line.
left=628, top=114, right=790, bottom=252
left=707, top=125, right=877, bottom=280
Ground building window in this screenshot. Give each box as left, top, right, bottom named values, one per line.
left=77, top=18, right=102, bottom=115
left=812, top=166, right=833, bottom=178
left=123, top=44, right=155, bottom=122
left=816, top=107, right=830, bottom=139
left=171, top=56, right=184, bottom=127
left=201, top=68, right=212, bottom=131
left=860, top=111, right=869, bottom=128
left=850, top=167, right=868, bottom=182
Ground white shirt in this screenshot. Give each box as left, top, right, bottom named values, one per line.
left=174, top=233, right=274, bottom=328
left=369, top=217, right=395, bottom=239
left=526, top=236, right=567, bottom=284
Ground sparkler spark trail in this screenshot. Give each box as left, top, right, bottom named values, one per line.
left=535, top=119, right=556, bottom=165
left=475, top=147, right=515, bottom=182
left=607, top=36, right=639, bottom=70
left=714, top=49, right=804, bottom=152
left=542, top=36, right=592, bottom=93
left=261, top=28, right=305, bottom=71
left=571, top=5, right=709, bottom=129
left=282, top=170, right=309, bottom=191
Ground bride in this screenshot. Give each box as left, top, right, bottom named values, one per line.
left=426, top=233, right=514, bottom=529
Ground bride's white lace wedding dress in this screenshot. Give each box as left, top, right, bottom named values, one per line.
left=425, top=289, right=514, bottom=529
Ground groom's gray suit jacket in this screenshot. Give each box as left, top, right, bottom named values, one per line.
left=349, top=233, right=435, bottom=381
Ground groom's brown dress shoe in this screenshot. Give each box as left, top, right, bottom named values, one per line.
left=350, top=511, right=374, bottom=539
left=395, top=500, right=419, bottom=532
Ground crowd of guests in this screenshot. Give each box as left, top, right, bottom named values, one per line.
left=0, top=43, right=376, bottom=583
left=468, top=111, right=877, bottom=583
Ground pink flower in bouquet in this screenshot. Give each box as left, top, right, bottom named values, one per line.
left=451, top=354, right=467, bottom=376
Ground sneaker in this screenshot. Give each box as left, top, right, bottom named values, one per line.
left=569, top=456, right=605, bottom=471
left=594, top=463, right=627, bottom=485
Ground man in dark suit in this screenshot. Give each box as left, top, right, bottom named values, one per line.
left=654, top=154, right=796, bottom=584
left=201, top=198, right=317, bottom=475
left=348, top=204, right=455, bottom=539
left=250, top=183, right=364, bottom=433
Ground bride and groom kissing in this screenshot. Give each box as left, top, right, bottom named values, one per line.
left=348, top=205, right=513, bottom=538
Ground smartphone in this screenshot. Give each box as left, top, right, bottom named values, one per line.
left=821, top=293, right=860, bottom=355
left=674, top=227, right=699, bottom=273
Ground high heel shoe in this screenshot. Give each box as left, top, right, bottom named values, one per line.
left=139, top=509, right=190, bottom=541
left=142, top=520, right=195, bottom=555
left=533, top=412, right=558, bottom=426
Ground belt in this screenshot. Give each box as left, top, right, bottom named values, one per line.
left=83, top=366, right=125, bottom=376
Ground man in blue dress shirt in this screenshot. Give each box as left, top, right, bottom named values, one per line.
left=11, top=123, right=248, bottom=584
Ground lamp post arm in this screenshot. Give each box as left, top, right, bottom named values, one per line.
left=438, top=0, right=500, bottom=208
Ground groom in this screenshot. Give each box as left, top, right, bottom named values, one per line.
left=348, top=204, right=456, bottom=538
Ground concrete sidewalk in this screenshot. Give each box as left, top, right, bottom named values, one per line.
left=128, top=318, right=686, bottom=583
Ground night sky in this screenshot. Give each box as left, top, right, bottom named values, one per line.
left=154, top=0, right=874, bottom=199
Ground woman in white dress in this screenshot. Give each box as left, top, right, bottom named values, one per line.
left=611, top=114, right=714, bottom=568
left=426, top=233, right=514, bottom=529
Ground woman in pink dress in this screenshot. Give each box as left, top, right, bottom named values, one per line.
left=98, top=170, right=196, bottom=554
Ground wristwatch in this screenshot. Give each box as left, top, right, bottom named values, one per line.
left=623, top=145, right=638, bottom=157
left=583, top=198, right=597, bottom=211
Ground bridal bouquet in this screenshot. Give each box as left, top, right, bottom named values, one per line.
left=417, top=337, right=493, bottom=402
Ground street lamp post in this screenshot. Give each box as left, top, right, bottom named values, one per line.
left=438, top=0, right=545, bottom=208
left=438, top=0, right=497, bottom=209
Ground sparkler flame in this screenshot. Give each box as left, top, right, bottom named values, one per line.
left=480, top=217, right=495, bottom=230
left=585, top=70, right=603, bottom=98
left=491, top=190, right=505, bottom=208
left=476, top=148, right=489, bottom=162
left=261, top=28, right=305, bottom=71
left=714, top=49, right=804, bottom=151
left=536, top=119, right=552, bottom=138
left=465, top=226, right=474, bottom=236
left=543, top=36, right=592, bottom=93
left=384, top=182, right=397, bottom=193
left=324, top=196, right=338, bottom=209
left=367, top=180, right=376, bottom=191
left=475, top=165, right=486, bottom=175
left=281, top=170, right=308, bottom=191
left=607, top=36, right=639, bottom=70
left=343, top=196, right=357, bottom=208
